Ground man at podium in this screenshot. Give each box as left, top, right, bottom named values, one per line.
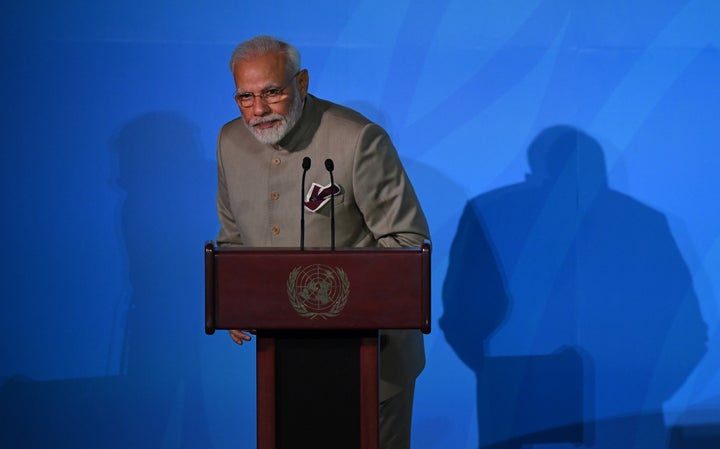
left=214, top=35, right=430, bottom=449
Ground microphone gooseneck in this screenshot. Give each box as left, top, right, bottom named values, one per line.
left=300, top=157, right=311, bottom=250
left=324, top=159, right=336, bottom=251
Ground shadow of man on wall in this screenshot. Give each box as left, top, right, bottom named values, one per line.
left=440, top=125, right=707, bottom=449
left=115, top=111, right=216, bottom=447
left=0, top=112, right=216, bottom=448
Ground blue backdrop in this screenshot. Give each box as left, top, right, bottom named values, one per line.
left=1, top=1, right=719, bottom=448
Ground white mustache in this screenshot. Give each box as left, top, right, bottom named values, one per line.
left=248, top=114, right=285, bottom=127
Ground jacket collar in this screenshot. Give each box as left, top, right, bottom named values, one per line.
left=276, top=94, right=325, bottom=153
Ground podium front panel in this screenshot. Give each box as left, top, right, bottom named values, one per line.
left=206, top=244, right=430, bottom=333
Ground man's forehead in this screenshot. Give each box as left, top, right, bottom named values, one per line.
left=233, top=51, right=288, bottom=90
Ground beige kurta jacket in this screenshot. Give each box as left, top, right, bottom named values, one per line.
left=216, top=94, right=430, bottom=400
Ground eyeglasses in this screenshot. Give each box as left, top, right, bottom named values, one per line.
left=234, top=72, right=300, bottom=108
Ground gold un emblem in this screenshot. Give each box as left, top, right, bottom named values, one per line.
left=287, top=264, right=350, bottom=319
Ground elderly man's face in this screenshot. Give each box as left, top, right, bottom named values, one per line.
left=233, top=51, right=308, bottom=145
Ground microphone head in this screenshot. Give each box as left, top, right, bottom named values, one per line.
left=324, top=159, right=334, bottom=171
left=302, top=157, right=311, bottom=170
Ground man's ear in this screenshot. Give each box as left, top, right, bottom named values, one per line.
left=296, top=69, right=309, bottom=99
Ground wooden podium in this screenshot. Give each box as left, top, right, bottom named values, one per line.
left=204, top=242, right=431, bottom=449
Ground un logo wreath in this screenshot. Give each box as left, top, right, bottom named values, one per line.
left=287, top=264, right=350, bottom=319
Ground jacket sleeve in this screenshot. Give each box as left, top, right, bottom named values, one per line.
left=351, top=123, right=430, bottom=248
left=215, top=129, right=244, bottom=247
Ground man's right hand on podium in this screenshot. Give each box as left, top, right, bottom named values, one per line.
left=229, top=329, right=254, bottom=345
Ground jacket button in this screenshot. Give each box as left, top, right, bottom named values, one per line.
left=271, top=226, right=280, bottom=235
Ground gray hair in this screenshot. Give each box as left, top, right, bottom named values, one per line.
left=229, top=35, right=301, bottom=76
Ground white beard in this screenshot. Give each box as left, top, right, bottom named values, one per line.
left=245, top=93, right=303, bottom=145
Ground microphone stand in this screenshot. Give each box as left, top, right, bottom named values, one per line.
left=325, top=159, right=336, bottom=251
left=300, top=157, right=311, bottom=250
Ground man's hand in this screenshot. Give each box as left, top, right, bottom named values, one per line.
left=229, top=329, right=253, bottom=345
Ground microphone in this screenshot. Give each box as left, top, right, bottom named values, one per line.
left=324, top=159, right=336, bottom=250
left=300, top=157, right=311, bottom=250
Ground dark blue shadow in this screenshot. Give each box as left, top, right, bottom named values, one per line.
left=440, top=125, right=708, bottom=448
left=0, top=112, right=216, bottom=448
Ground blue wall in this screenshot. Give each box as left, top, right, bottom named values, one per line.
left=1, top=1, right=719, bottom=448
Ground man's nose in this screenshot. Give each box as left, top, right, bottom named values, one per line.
left=252, top=96, right=272, bottom=115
